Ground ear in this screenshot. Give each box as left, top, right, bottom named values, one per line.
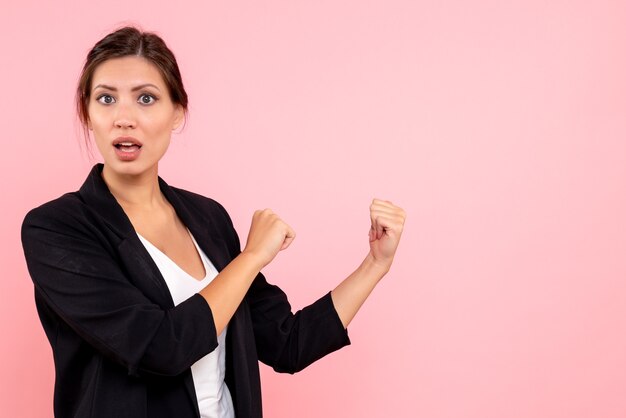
left=172, top=104, right=185, bottom=131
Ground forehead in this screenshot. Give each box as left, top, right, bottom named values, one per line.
left=91, top=56, right=166, bottom=89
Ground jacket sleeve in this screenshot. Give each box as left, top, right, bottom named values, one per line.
left=21, top=202, right=219, bottom=378
left=247, top=275, right=351, bottom=374
left=212, top=202, right=352, bottom=374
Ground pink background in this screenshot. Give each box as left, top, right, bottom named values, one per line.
left=2, top=1, right=626, bottom=417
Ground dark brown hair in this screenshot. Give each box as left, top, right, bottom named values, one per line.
left=76, top=26, right=188, bottom=142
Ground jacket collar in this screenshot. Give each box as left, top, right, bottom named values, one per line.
left=78, top=163, right=205, bottom=235
left=78, top=163, right=137, bottom=238
left=78, top=163, right=229, bottom=270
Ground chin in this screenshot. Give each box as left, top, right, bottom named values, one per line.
left=105, top=159, right=157, bottom=177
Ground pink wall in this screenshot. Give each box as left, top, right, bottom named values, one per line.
left=2, top=1, right=626, bottom=417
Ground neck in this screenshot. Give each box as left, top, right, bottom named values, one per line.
left=101, top=164, right=166, bottom=210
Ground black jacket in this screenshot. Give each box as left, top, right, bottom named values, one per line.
left=21, top=163, right=350, bottom=418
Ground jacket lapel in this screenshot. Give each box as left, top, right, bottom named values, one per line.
left=77, top=163, right=231, bottom=305
left=78, top=163, right=242, bottom=416
left=157, top=176, right=231, bottom=273
left=77, top=164, right=173, bottom=308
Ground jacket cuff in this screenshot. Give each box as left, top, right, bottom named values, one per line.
left=315, top=291, right=352, bottom=348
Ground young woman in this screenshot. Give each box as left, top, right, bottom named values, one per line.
left=21, top=26, right=405, bottom=418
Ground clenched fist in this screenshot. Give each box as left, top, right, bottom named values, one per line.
left=368, top=199, right=406, bottom=271
left=242, top=209, right=296, bottom=268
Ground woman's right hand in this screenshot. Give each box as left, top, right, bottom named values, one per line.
left=242, top=209, right=296, bottom=268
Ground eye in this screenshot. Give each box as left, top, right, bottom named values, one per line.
left=96, top=94, right=115, bottom=105
left=138, top=94, right=157, bottom=105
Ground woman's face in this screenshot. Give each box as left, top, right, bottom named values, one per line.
left=87, top=56, right=184, bottom=178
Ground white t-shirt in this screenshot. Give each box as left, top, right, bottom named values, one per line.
left=137, top=229, right=235, bottom=418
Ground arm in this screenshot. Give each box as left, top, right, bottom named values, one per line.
left=225, top=200, right=404, bottom=373
left=248, top=274, right=350, bottom=374
left=199, top=208, right=295, bottom=336
left=21, top=204, right=218, bottom=377
left=21, top=200, right=294, bottom=377
left=206, top=203, right=350, bottom=374
left=331, top=199, right=406, bottom=328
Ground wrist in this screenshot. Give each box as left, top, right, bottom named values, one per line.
left=363, top=252, right=392, bottom=278
left=237, top=250, right=267, bottom=272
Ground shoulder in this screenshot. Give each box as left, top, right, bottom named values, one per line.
left=21, top=191, right=119, bottom=253
left=22, top=192, right=86, bottom=230
left=20, top=192, right=111, bottom=262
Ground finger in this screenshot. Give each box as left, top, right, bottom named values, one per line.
left=375, top=214, right=404, bottom=231
left=370, top=201, right=406, bottom=220
left=281, top=236, right=295, bottom=251
left=280, top=226, right=296, bottom=250
left=370, top=217, right=386, bottom=240
left=371, top=215, right=403, bottom=240
left=370, top=210, right=379, bottom=239
left=370, top=207, right=405, bottom=224
left=370, top=209, right=384, bottom=241
left=370, top=215, right=387, bottom=240
left=370, top=209, right=406, bottom=229
left=371, top=198, right=398, bottom=210
left=370, top=204, right=398, bottom=216
left=253, top=208, right=274, bottom=225
left=371, top=200, right=404, bottom=213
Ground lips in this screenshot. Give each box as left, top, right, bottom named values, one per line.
left=113, top=136, right=143, bottom=151
left=112, top=136, right=143, bottom=161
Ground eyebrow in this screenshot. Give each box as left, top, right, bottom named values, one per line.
left=92, top=83, right=161, bottom=92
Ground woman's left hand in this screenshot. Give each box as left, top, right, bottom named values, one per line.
left=368, top=199, right=406, bottom=272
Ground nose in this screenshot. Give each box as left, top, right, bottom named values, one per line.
left=114, top=102, right=137, bottom=129
left=115, top=118, right=136, bottom=129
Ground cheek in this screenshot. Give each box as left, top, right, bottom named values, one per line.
left=87, top=108, right=107, bottom=132
left=90, top=122, right=107, bottom=143
left=144, top=112, right=175, bottom=137
left=87, top=116, right=111, bottom=152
